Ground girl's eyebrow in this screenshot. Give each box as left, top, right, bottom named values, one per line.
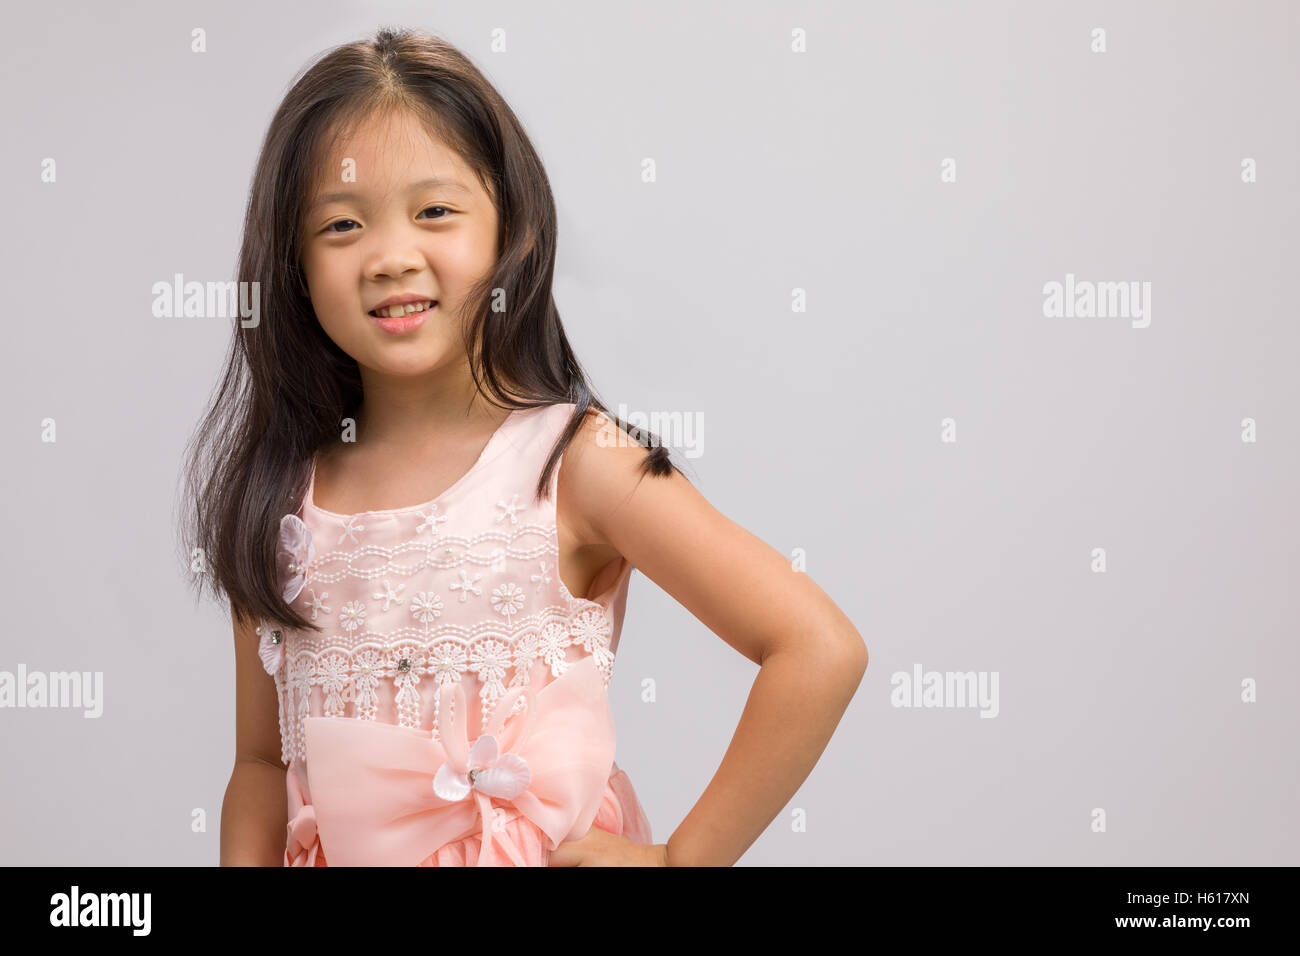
left=309, top=176, right=470, bottom=211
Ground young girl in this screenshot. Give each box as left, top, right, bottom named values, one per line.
left=183, top=27, right=867, bottom=867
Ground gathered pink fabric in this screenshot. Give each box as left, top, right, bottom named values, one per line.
left=285, top=762, right=651, bottom=867
left=285, top=759, right=650, bottom=867
left=302, top=655, right=614, bottom=867
left=284, top=757, right=320, bottom=866
left=270, top=402, right=652, bottom=866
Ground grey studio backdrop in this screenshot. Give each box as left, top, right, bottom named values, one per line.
left=2, top=0, right=1297, bottom=866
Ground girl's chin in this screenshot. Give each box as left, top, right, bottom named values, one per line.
left=359, top=349, right=460, bottom=378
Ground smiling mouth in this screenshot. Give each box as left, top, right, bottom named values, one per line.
left=368, top=300, right=437, bottom=318
left=367, top=301, right=437, bottom=335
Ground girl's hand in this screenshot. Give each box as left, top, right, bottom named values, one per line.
left=547, top=825, right=669, bottom=866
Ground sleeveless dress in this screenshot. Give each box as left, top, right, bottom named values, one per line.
left=258, top=402, right=653, bottom=866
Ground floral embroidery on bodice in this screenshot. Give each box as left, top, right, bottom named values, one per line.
left=264, top=403, right=634, bottom=768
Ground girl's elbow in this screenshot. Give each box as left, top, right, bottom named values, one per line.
left=826, top=610, right=867, bottom=673
left=846, top=634, right=868, bottom=675
left=824, top=626, right=868, bottom=676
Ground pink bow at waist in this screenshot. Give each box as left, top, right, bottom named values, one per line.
left=299, top=654, right=616, bottom=867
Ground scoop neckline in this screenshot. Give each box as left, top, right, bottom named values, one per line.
left=304, top=408, right=521, bottom=519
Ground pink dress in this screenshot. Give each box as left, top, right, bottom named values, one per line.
left=259, top=402, right=653, bottom=866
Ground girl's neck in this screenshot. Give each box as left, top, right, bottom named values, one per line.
left=352, top=375, right=507, bottom=451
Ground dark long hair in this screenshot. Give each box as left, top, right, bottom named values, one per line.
left=178, top=26, right=679, bottom=636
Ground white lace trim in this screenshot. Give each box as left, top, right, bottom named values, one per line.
left=304, top=523, right=554, bottom=584
left=273, top=594, right=617, bottom=766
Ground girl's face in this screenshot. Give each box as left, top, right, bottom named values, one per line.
left=300, top=108, right=499, bottom=380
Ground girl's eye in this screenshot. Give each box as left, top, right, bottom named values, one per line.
left=321, top=206, right=451, bottom=234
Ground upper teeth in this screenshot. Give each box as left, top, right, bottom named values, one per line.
left=374, top=300, right=432, bottom=318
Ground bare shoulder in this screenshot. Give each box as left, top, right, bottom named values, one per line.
left=556, top=405, right=674, bottom=550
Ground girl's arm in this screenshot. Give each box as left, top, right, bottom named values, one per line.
left=220, top=602, right=290, bottom=866
left=560, top=411, right=868, bottom=866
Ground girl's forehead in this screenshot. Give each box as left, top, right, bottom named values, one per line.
left=323, top=108, right=450, bottom=159
left=312, top=116, right=466, bottom=185
left=302, top=108, right=495, bottom=213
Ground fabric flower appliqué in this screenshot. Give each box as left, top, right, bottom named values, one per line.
left=450, top=568, right=482, bottom=602
left=338, top=600, right=367, bottom=633
left=276, top=514, right=315, bottom=603
left=494, top=493, right=522, bottom=525
left=410, top=591, right=444, bottom=624
left=491, top=582, right=524, bottom=622
left=432, top=732, right=531, bottom=802
left=255, top=621, right=284, bottom=675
